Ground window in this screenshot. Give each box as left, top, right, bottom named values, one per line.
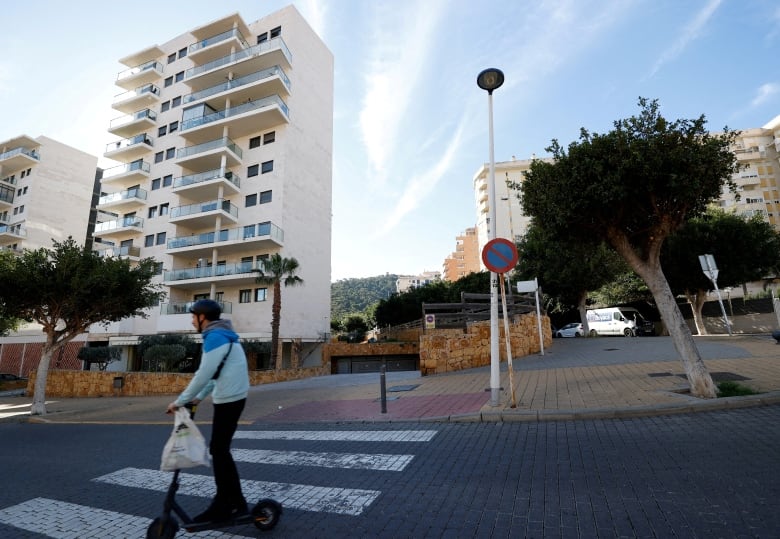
left=163, top=175, right=173, bottom=187
left=240, top=256, right=253, bottom=270
left=245, top=194, right=257, bottom=207
left=26, top=168, right=30, bottom=176
left=17, top=188, right=21, bottom=196
left=257, top=32, right=268, bottom=44
left=148, top=207, right=158, bottom=219
left=161, top=101, right=170, bottom=112
left=166, top=147, right=175, bottom=160
left=261, top=160, right=274, bottom=174
left=159, top=203, right=169, bottom=216
left=243, top=225, right=256, bottom=239
left=263, top=131, right=275, bottom=144
left=154, top=152, right=164, bottom=164
left=172, top=96, right=181, bottom=108
left=20, top=170, right=26, bottom=178
left=249, top=136, right=261, bottom=149
left=270, top=26, right=281, bottom=38
left=178, top=48, right=187, bottom=59
left=239, top=289, right=252, bottom=303
left=158, top=126, right=167, bottom=137
left=18, top=205, right=24, bottom=213
left=247, top=164, right=259, bottom=178
left=255, top=288, right=268, bottom=302
left=167, top=53, right=176, bottom=64
left=259, top=190, right=272, bottom=204
left=151, top=178, right=161, bottom=190
left=169, top=121, right=178, bottom=133
left=154, top=262, right=164, bottom=276
left=164, top=76, right=173, bottom=87
left=175, top=71, right=184, bottom=83
left=144, top=235, right=154, bottom=247
left=156, top=232, right=166, bottom=245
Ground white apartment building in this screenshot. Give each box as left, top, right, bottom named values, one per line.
left=0, top=135, right=98, bottom=254
left=396, top=271, right=441, bottom=294
left=90, top=6, right=333, bottom=361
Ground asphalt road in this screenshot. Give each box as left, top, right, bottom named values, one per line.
left=1, top=404, right=778, bottom=538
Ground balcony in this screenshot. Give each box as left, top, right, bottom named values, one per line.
left=179, top=94, right=289, bottom=144
left=161, top=300, right=232, bottom=315
left=94, top=216, right=144, bottom=237
left=184, top=36, right=292, bottom=91
left=112, top=84, right=161, bottom=114
left=175, top=137, right=242, bottom=170
left=0, top=146, right=40, bottom=172
left=188, top=27, right=250, bottom=65
left=104, top=133, right=153, bottom=162
left=115, top=60, right=164, bottom=91
left=182, top=65, right=290, bottom=109
left=101, top=160, right=150, bottom=184
left=733, top=146, right=762, bottom=161
left=0, top=225, right=25, bottom=239
left=167, top=222, right=283, bottom=256
left=164, top=261, right=260, bottom=288
left=169, top=199, right=238, bottom=228
left=0, top=185, right=14, bottom=208
left=97, top=245, right=142, bottom=261
left=108, top=109, right=157, bottom=138
left=96, top=187, right=148, bottom=212
left=173, top=168, right=240, bottom=199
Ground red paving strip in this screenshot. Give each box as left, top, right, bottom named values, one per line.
left=258, top=392, right=489, bottom=422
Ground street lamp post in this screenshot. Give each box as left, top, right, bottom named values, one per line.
left=477, top=68, right=505, bottom=407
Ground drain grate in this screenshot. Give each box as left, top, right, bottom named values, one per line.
left=648, top=372, right=675, bottom=378
left=676, top=371, right=751, bottom=382
left=388, top=384, right=420, bottom=392
left=603, top=348, right=620, bottom=351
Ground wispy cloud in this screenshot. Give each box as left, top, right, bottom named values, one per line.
left=751, top=82, right=780, bottom=108
left=646, top=0, right=722, bottom=79
left=359, top=0, right=446, bottom=185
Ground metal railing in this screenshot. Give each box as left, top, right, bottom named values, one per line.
left=102, top=160, right=150, bottom=180
left=109, top=109, right=157, bottom=129
left=105, top=133, right=152, bottom=154
left=182, top=65, right=290, bottom=105
left=161, top=301, right=233, bottom=315
left=170, top=199, right=238, bottom=220
left=186, top=36, right=292, bottom=79
left=188, top=27, right=249, bottom=54
left=167, top=221, right=283, bottom=250
left=176, top=137, right=242, bottom=160
left=117, top=60, right=164, bottom=81
left=180, top=94, right=288, bottom=131
left=173, top=168, right=240, bottom=190
left=94, top=216, right=144, bottom=233
left=97, top=188, right=148, bottom=206
left=164, top=261, right=259, bottom=282
left=113, top=84, right=160, bottom=104
left=0, top=147, right=39, bottom=162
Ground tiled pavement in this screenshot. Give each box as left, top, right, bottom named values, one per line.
left=2, top=334, right=779, bottom=424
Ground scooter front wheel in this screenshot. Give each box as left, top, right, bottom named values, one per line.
left=252, top=499, right=282, bottom=531
left=146, top=516, right=179, bottom=539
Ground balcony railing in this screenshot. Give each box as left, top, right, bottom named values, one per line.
left=170, top=199, right=238, bottom=220
left=176, top=137, right=242, bottom=160
left=113, top=84, right=161, bottom=104
left=161, top=301, right=232, bottom=315
left=180, top=95, right=288, bottom=132
left=0, top=185, right=14, bottom=204
left=182, top=65, right=290, bottom=105
left=167, top=222, right=283, bottom=250
left=0, top=147, right=40, bottom=162
left=188, top=27, right=249, bottom=54
left=117, top=60, right=164, bottom=82
left=97, top=187, right=148, bottom=206
left=109, top=109, right=157, bottom=129
left=94, top=216, right=144, bottom=233
left=186, top=36, right=292, bottom=79
left=105, top=133, right=152, bottom=154
left=0, top=225, right=25, bottom=237
left=97, top=245, right=141, bottom=258
left=164, top=261, right=258, bottom=282
left=173, top=168, right=240, bottom=190
left=102, top=160, right=150, bottom=180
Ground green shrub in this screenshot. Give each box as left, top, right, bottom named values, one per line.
left=717, top=381, right=759, bottom=397
left=143, top=344, right=187, bottom=372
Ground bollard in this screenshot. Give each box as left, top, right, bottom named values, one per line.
left=380, top=364, right=387, bottom=413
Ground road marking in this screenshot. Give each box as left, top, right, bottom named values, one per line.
left=0, top=497, right=252, bottom=538
left=95, top=467, right=381, bottom=516
left=234, top=430, right=438, bottom=442
left=232, top=448, right=414, bottom=471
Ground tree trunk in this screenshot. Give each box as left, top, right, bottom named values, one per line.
left=685, top=289, right=708, bottom=336
left=640, top=268, right=717, bottom=398
left=31, top=343, right=56, bottom=415
left=576, top=290, right=590, bottom=336
left=270, top=281, right=282, bottom=370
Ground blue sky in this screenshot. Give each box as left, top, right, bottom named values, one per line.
left=1, top=1, right=779, bottom=281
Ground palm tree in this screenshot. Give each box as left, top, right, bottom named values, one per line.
left=254, top=253, right=304, bottom=369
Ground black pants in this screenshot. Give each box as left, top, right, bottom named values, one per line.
left=210, top=398, right=246, bottom=506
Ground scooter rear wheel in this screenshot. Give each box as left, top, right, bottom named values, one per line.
left=146, top=516, right=179, bottom=539
left=252, top=499, right=282, bottom=531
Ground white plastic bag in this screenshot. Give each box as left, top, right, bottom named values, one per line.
left=160, top=408, right=210, bottom=471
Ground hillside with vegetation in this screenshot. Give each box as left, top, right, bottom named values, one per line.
left=331, top=274, right=398, bottom=325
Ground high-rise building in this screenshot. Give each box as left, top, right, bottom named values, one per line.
left=91, top=7, right=333, bottom=357
left=0, top=135, right=98, bottom=254
left=442, top=227, right=480, bottom=282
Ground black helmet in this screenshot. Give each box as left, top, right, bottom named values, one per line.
left=189, top=299, right=222, bottom=321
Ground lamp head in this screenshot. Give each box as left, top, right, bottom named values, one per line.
left=477, top=68, right=505, bottom=94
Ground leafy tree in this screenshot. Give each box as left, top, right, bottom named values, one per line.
left=331, top=274, right=397, bottom=321
left=77, top=346, right=121, bottom=371
left=0, top=238, right=165, bottom=414
left=521, top=98, right=741, bottom=398
left=374, top=281, right=450, bottom=327
left=445, top=271, right=491, bottom=302
left=143, top=344, right=186, bottom=372
left=590, top=271, right=652, bottom=309
left=254, top=253, right=304, bottom=369
left=662, top=209, right=780, bottom=335
left=137, top=333, right=198, bottom=372
left=0, top=249, right=22, bottom=336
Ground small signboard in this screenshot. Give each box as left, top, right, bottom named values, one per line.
left=481, top=238, right=518, bottom=274
left=424, top=314, right=436, bottom=329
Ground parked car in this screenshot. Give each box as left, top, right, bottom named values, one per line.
left=555, top=323, right=583, bottom=338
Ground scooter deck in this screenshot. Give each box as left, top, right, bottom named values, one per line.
left=183, top=512, right=256, bottom=532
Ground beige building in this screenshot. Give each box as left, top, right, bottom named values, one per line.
left=0, top=135, right=98, bottom=254
left=396, top=271, right=441, bottom=293
left=442, top=226, right=481, bottom=282
left=89, top=6, right=333, bottom=363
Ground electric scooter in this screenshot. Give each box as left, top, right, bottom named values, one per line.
left=146, top=404, right=282, bottom=538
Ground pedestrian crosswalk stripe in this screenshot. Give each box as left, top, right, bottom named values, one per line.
left=232, top=448, right=414, bottom=471
left=95, top=467, right=381, bottom=516
left=0, top=497, right=253, bottom=538
left=234, top=430, right=438, bottom=442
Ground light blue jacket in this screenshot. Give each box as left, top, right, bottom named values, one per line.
left=175, top=319, right=249, bottom=406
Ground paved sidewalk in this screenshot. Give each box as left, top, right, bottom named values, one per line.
left=2, top=334, right=779, bottom=424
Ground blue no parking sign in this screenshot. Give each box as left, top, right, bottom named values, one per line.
left=481, top=238, right=518, bottom=274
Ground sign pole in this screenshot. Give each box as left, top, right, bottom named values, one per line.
left=698, top=254, right=732, bottom=336
left=498, top=274, right=517, bottom=408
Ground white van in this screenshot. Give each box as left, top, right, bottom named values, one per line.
left=585, top=307, right=653, bottom=337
